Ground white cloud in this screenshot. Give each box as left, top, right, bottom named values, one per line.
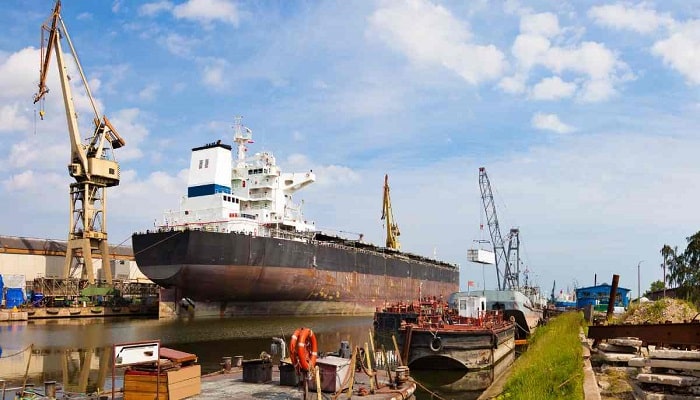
left=139, top=1, right=174, bottom=16
left=368, top=0, right=506, bottom=85
left=112, top=0, right=122, bottom=13
left=173, top=0, right=240, bottom=26
left=282, top=154, right=359, bottom=187
left=138, top=83, right=160, bottom=101
left=652, top=21, right=700, bottom=84
left=588, top=3, right=674, bottom=34
left=505, top=13, right=631, bottom=102
left=520, top=12, right=560, bottom=38
left=161, top=33, right=197, bottom=57
left=531, top=112, right=574, bottom=133
left=315, top=165, right=361, bottom=186
left=0, top=104, right=31, bottom=133
left=109, top=108, right=149, bottom=161
left=76, top=12, right=93, bottom=21
left=530, top=76, right=576, bottom=100
left=3, top=170, right=65, bottom=193
left=511, top=34, right=551, bottom=70
left=498, top=74, right=527, bottom=94
left=201, top=59, right=227, bottom=89
left=0, top=47, right=42, bottom=99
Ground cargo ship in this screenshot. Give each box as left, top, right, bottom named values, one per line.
left=131, top=118, right=459, bottom=316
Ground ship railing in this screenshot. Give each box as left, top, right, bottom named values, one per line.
left=269, top=228, right=313, bottom=241
left=249, top=192, right=273, bottom=199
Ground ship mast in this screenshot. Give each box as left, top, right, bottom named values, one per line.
left=233, top=116, right=252, bottom=168
left=381, top=174, right=401, bottom=250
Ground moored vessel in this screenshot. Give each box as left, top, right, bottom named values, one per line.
left=396, top=294, right=515, bottom=370
left=451, top=289, right=543, bottom=340
left=132, top=118, right=459, bottom=316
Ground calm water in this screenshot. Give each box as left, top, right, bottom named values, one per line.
left=0, top=316, right=504, bottom=399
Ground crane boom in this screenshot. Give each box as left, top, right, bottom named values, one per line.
left=381, top=174, right=401, bottom=250
left=478, top=167, right=519, bottom=290
left=33, top=1, right=126, bottom=284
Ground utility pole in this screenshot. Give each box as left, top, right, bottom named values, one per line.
left=637, top=260, right=644, bottom=303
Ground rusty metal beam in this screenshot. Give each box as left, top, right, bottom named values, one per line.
left=606, top=274, right=619, bottom=321
left=588, top=322, right=700, bottom=346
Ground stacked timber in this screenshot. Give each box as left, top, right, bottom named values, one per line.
left=124, top=348, right=201, bottom=400
left=629, top=348, right=700, bottom=398
left=592, top=337, right=641, bottom=364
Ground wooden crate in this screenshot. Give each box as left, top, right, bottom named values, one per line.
left=124, top=365, right=201, bottom=400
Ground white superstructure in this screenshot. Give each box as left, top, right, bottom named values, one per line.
left=162, top=117, right=316, bottom=236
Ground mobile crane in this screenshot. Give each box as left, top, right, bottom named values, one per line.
left=381, top=174, right=401, bottom=250
left=478, top=167, right=519, bottom=291
left=34, top=1, right=126, bottom=284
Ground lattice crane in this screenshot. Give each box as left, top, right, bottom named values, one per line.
left=33, top=1, right=126, bottom=284
left=478, top=167, right=519, bottom=291
left=381, top=174, right=401, bottom=250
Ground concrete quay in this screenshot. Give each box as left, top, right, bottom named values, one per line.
left=0, top=309, right=28, bottom=321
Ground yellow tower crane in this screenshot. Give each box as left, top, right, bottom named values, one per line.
left=33, top=1, right=126, bottom=284
left=381, top=174, right=401, bottom=250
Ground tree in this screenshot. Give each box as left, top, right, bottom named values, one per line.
left=681, top=231, right=700, bottom=303
left=647, top=280, right=665, bottom=295
left=662, top=232, right=700, bottom=304
left=660, top=244, right=674, bottom=288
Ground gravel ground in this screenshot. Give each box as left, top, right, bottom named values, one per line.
left=614, top=298, right=698, bottom=324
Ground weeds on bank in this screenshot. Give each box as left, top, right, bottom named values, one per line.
left=496, top=312, right=584, bottom=400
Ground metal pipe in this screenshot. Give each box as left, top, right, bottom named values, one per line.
left=637, top=260, right=644, bottom=303
left=271, top=337, right=286, bottom=360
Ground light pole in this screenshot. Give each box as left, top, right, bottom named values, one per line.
left=637, top=260, right=644, bottom=303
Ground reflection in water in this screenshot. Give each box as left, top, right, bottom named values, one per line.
left=0, top=316, right=511, bottom=398
left=0, top=315, right=377, bottom=396
left=412, top=351, right=515, bottom=400
left=0, top=345, right=113, bottom=398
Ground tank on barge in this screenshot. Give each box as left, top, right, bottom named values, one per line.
left=132, top=118, right=459, bottom=316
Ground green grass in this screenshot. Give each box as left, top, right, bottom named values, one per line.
left=497, top=312, right=584, bottom=400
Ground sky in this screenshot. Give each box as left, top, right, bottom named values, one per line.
left=2, top=0, right=700, bottom=298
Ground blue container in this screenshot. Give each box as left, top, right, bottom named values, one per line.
left=5, top=288, right=25, bottom=308
left=31, top=292, right=45, bottom=306
left=0, top=274, right=4, bottom=306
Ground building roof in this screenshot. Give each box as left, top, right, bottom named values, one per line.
left=0, top=235, right=133, bottom=259
left=576, top=284, right=630, bottom=293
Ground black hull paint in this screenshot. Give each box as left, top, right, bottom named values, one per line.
left=132, top=230, right=459, bottom=313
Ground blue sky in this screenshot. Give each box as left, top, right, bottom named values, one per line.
left=2, top=0, right=700, bottom=297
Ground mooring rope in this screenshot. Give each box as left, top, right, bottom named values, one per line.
left=408, top=377, right=449, bottom=400
left=0, top=344, right=33, bottom=359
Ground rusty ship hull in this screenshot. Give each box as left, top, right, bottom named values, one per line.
left=132, top=230, right=459, bottom=316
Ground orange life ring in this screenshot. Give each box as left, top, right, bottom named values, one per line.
left=296, top=328, right=318, bottom=371
left=289, top=328, right=303, bottom=366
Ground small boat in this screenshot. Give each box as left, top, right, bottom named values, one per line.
left=452, top=289, right=543, bottom=340
left=26, top=309, right=36, bottom=316
left=90, top=308, right=103, bottom=314
left=112, top=307, right=122, bottom=313
left=46, top=308, right=60, bottom=315
left=69, top=309, right=82, bottom=316
left=395, top=294, right=515, bottom=370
